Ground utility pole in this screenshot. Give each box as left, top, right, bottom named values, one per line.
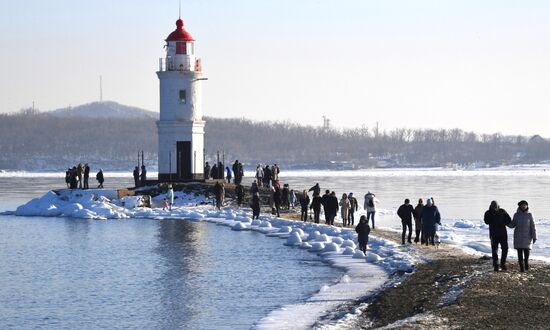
left=99, top=75, right=103, bottom=102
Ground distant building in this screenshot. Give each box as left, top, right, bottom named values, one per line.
left=157, top=16, right=206, bottom=181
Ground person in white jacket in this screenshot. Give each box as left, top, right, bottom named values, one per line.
left=167, top=185, right=174, bottom=211
left=364, top=191, right=379, bottom=229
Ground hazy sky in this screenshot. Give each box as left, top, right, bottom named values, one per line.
left=1, top=0, right=549, bottom=136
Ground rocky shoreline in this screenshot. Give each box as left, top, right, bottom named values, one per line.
left=271, top=210, right=549, bottom=329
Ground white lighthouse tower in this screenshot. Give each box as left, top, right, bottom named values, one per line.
left=157, top=17, right=205, bottom=181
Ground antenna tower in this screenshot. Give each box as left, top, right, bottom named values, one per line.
left=99, top=75, right=103, bottom=102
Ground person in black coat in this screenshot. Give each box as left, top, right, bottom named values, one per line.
left=328, top=191, right=339, bottom=226
left=355, top=215, right=371, bottom=253
left=204, top=162, right=211, bottom=180
left=83, top=164, right=90, bottom=189
left=273, top=186, right=282, bottom=217
left=235, top=184, right=245, bottom=206
left=484, top=200, right=512, bottom=271
left=321, top=190, right=331, bottom=224
left=263, top=166, right=271, bottom=188
left=65, top=168, right=71, bottom=188
left=96, top=169, right=104, bottom=188
left=310, top=193, right=322, bottom=224
left=299, top=190, right=310, bottom=222
left=133, top=166, right=140, bottom=187
left=397, top=199, right=415, bottom=244
left=308, top=183, right=321, bottom=197
left=69, top=166, right=78, bottom=189
left=421, top=198, right=441, bottom=246
left=251, top=192, right=261, bottom=219
left=348, top=192, right=358, bottom=226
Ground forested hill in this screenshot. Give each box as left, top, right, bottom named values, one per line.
left=1, top=103, right=549, bottom=171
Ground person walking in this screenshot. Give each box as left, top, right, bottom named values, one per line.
left=133, top=166, right=140, bottom=187
left=308, top=183, right=321, bottom=197
left=421, top=198, right=441, bottom=246
left=289, top=189, right=296, bottom=209
left=413, top=198, right=424, bottom=243
left=255, top=165, right=264, bottom=187
left=232, top=160, right=239, bottom=184
left=397, top=199, right=415, bottom=244
left=250, top=180, right=259, bottom=195
left=321, top=190, right=331, bottom=224
left=83, top=164, right=90, bottom=189
left=273, top=186, right=282, bottom=217
left=204, top=162, right=211, bottom=180
left=237, top=162, right=244, bottom=184
left=251, top=192, right=261, bottom=219
left=263, top=165, right=271, bottom=188
left=167, top=185, right=174, bottom=211
left=65, top=168, right=71, bottom=188
left=282, top=184, right=289, bottom=210
left=225, top=166, right=232, bottom=184
left=300, top=190, right=310, bottom=222
left=235, top=184, right=245, bottom=206
left=483, top=201, right=512, bottom=271
left=214, top=181, right=225, bottom=209
left=272, top=164, right=280, bottom=186
left=508, top=200, right=537, bottom=272
left=348, top=193, right=358, bottom=226
left=69, top=166, right=78, bottom=189
left=363, top=191, right=379, bottom=229
left=77, top=163, right=84, bottom=189
left=96, top=169, right=104, bottom=188
left=329, top=191, right=339, bottom=226
left=340, top=193, right=351, bottom=227
left=355, top=215, right=371, bottom=254
left=310, top=193, right=322, bottom=224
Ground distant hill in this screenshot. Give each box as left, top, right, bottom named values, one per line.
left=48, top=101, right=158, bottom=119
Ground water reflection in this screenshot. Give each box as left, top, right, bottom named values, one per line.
left=154, top=219, right=208, bottom=329
left=63, top=218, right=91, bottom=246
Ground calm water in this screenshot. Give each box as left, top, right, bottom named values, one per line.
left=1, top=170, right=550, bottom=329
left=0, top=177, right=341, bottom=330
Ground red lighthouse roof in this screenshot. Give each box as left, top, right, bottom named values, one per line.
left=166, top=19, right=195, bottom=42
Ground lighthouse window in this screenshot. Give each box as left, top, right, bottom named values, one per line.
left=179, top=89, right=187, bottom=104
left=176, top=42, right=187, bottom=54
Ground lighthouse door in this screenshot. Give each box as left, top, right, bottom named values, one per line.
left=176, top=141, right=191, bottom=180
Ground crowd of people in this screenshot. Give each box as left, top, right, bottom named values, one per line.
left=204, top=160, right=244, bottom=184
left=64, top=163, right=104, bottom=189
left=242, top=168, right=539, bottom=273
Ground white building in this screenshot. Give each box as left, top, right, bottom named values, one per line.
left=157, top=17, right=205, bottom=181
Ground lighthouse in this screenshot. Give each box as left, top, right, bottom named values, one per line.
left=157, top=17, right=205, bottom=181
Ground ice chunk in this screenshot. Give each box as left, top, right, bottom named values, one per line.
left=309, top=242, right=326, bottom=252
left=284, top=232, right=303, bottom=246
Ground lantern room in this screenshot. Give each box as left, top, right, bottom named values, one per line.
left=163, top=19, right=200, bottom=72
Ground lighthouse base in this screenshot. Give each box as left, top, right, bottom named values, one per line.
left=156, top=120, right=205, bottom=183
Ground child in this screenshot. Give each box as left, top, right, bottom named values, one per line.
left=355, top=215, right=371, bottom=253
left=162, top=198, right=169, bottom=211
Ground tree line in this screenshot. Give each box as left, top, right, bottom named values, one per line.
left=0, top=110, right=549, bottom=171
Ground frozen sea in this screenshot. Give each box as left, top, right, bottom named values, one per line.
left=1, top=167, right=550, bottom=329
